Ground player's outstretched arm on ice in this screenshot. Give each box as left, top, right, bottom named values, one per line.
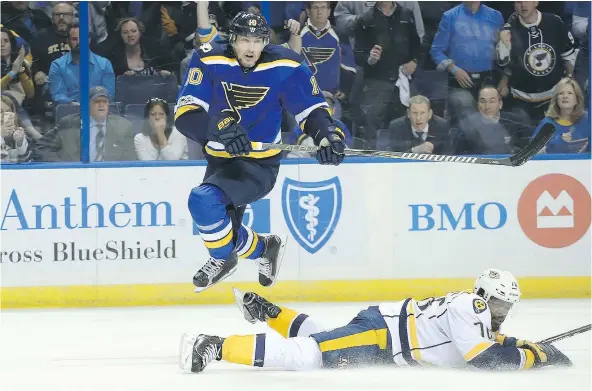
left=447, top=297, right=570, bottom=370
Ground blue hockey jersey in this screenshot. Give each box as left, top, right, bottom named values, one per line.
left=175, top=41, right=329, bottom=159
left=300, top=20, right=356, bottom=94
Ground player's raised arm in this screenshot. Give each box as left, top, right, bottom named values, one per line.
left=280, top=62, right=346, bottom=165
left=174, top=48, right=214, bottom=146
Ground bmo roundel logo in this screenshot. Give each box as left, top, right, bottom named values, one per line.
left=518, top=174, right=591, bottom=248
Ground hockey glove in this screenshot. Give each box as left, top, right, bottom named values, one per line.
left=207, top=114, right=253, bottom=156
left=314, top=124, right=345, bottom=166
left=521, top=342, right=572, bottom=368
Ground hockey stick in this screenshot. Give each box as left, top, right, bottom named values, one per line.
left=537, top=324, right=591, bottom=344
left=259, top=123, right=555, bottom=167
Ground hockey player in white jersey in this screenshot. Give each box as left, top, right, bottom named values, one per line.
left=179, top=269, right=572, bottom=372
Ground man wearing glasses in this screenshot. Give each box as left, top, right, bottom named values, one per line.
left=31, top=2, right=74, bottom=89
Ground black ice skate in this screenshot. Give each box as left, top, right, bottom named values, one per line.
left=257, top=235, right=287, bottom=287
left=193, top=252, right=238, bottom=293
left=232, top=288, right=282, bottom=324
left=178, top=333, right=224, bottom=373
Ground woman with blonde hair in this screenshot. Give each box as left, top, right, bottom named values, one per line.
left=532, top=78, right=590, bottom=154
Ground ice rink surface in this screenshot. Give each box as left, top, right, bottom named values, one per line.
left=1, top=299, right=590, bottom=391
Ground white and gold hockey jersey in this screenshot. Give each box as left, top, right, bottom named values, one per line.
left=379, top=291, right=531, bottom=370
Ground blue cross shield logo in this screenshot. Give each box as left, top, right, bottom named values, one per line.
left=282, top=177, right=342, bottom=254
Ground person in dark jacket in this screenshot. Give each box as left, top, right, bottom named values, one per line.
left=108, top=17, right=174, bottom=77
left=353, top=1, right=421, bottom=148
left=387, top=95, right=451, bottom=154
left=0, top=1, right=52, bottom=43
left=452, top=86, right=531, bottom=155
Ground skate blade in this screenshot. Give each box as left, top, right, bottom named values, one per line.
left=264, top=234, right=288, bottom=288
left=193, top=264, right=238, bottom=294
left=232, top=287, right=256, bottom=324
left=178, top=333, right=197, bottom=371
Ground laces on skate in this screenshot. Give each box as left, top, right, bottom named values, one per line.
left=202, top=258, right=224, bottom=278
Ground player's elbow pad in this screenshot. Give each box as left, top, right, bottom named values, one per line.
left=467, top=344, right=526, bottom=371
left=175, top=108, right=209, bottom=145
left=303, top=107, right=333, bottom=144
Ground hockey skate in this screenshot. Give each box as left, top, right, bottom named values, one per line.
left=257, top=234, right=287, bottom=287
left=232, top=288, right=282, bottom=324
left=178, top=333, right=224, bottom=373
left=193, top=252, right=238, bottom=293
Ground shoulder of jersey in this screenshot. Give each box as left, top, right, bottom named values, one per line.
left=261, top=44, right=304, bottom=66
left=195, top=41, right=230, bottom=58
left=449, top=292, right=489, bottom=315
left=542, top=12, right=564, bottom=25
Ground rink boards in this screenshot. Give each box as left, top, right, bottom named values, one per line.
left=1, top=159, right=590, bottom=308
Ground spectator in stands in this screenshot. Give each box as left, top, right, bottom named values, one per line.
left=41, top=86, right=135, bottom=162
left=109, top=17, right=174, bottom=77
left=418, top=1, right=453, bottom=70
left=287, top=91, right=352, bottom=158
left=0, top=1, right=52, bottom=43
left=535, top=78, right=590, bottom=154
left=430, top=2, right=503, bottom=123
left=160, top=2, right=199, bottom=64
left=353, top=1, right=420, bottom=148
left=387, top=95, right=450, bottom=154
left=301, top=1, right=356, bottom=100
left=88, top=2, right=112, bottom=54
left=1, top=28, right=34, bottom=104
left=496, top=1, right=576, bottom=125
left=0, top=25, right=34, bottom=64
left=134, top=98, right=188, bottom=161
left=568, top=1, right=589, bottom=103
left=243, top=1, right=304, bottom=44
left=49, top=24, right=115, bottom=105
left=452, top=86, right=529, bottom=155
left=334, top=1, right=425, bottom=44
left=1, top=92, right=42, bottom=141
left=31, top=2, right=73, bottom=89
left=1, top=94, right=30, bottom=162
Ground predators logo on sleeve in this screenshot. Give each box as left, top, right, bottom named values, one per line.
left=473, top=298, right=488, bottom=314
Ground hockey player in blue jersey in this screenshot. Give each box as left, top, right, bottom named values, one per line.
left=174, top=12, right=347, bottom=292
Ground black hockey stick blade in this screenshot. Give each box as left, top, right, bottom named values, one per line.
left=508, top=123, right=556, bottom=166
left=537, top=324, right=591, bottom=344
left=260, top=123, right=554, bottom=166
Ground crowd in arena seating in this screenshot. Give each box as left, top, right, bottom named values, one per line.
left=0, top=1, right=589, bottom=163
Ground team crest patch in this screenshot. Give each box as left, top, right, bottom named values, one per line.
left=473, top=298, right=488, bottom=314
left=282, top=177, right=342, bottom=254
left=489, top=270, right=500, bottom=279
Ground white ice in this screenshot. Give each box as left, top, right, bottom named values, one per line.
left=1, top=299, right=590, bottom=391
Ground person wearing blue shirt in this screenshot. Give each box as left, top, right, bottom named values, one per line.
left=430, top=2, right=503, bottom=101
left=49, top=25, right=115, bottom=104
left=533, top=78, right=590, bottom=154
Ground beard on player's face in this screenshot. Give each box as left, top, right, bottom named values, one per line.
left=488, top=297, right=513, bottom=332
left=234, top=36, right=265, bottom=68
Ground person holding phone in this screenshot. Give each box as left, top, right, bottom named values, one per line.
left=1, top=95, right=29, bottom=162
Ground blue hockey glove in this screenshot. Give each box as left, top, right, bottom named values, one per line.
left=207, top=114, right=252, bottom=156
left=315, top=124, right=345, bottom=166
